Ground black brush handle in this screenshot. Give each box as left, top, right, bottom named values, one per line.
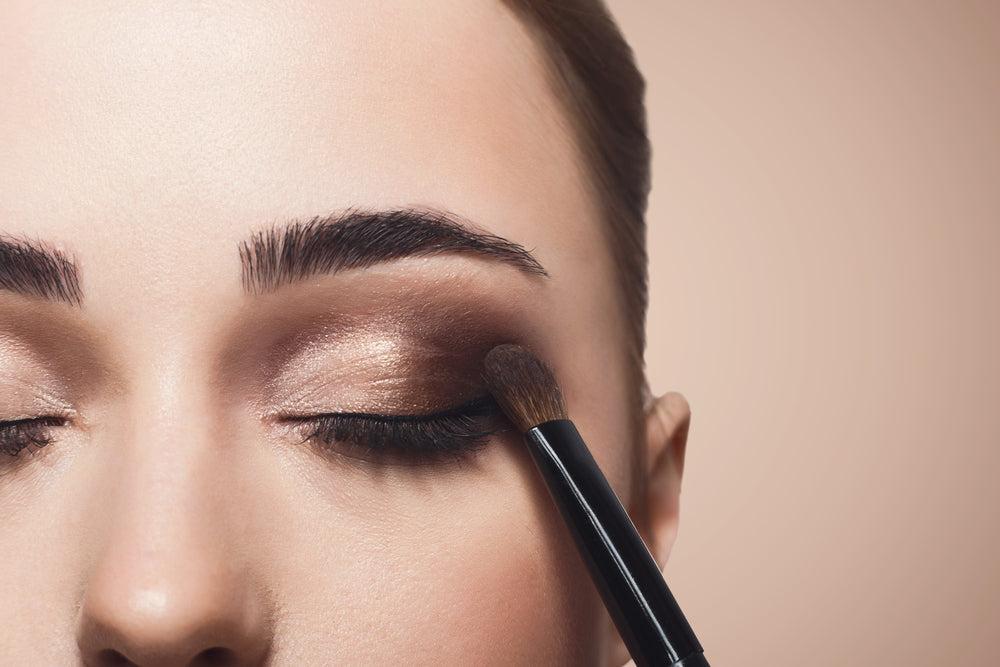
left=526, top=419, right=708, bottom=667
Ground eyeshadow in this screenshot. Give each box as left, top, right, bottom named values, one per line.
left=263, top=319, right=508, bottom=417
left=222, top=268, right=548, bottom=422
left=0, top=297, right=115, bottom=399
left=0, top=335, right=77, bottom=418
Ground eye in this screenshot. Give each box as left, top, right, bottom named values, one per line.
left=0, top=416, right=68, bottom=458
left=278, top=395, right=508, bottom=466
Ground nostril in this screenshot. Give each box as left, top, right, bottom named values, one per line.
left=96, top=649, right=136, bottom=666
left=92, top=645, right=238, bottom=666
left=192, top=646, right=238, bottom=666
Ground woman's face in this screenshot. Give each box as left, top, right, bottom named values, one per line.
left=0, top=1, right=641, bottom=664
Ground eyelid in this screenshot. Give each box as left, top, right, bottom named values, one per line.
left=292, top=395, right=500, bottom=424
left=278, top=395, right=507, bottom=467
left=0, top=415, right=67, bottom=457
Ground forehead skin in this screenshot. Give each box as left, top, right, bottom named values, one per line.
left=0, top=0, right=630, bottom=389
left=0, top=1, right=635, bottom=663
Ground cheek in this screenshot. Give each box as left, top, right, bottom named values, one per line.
left=409, top=472, right=607, bottom=663
left=277, top=439, right=609, bottom=664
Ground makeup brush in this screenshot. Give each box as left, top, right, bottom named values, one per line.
left=482, top=344, right=709, bottom=667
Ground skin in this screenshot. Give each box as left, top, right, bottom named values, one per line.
left=0, top=1, right=691, bottom=665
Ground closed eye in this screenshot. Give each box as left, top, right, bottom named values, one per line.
left=278, top=395, right=508, bottom=466
left=0, top=416, right=68, bottom=458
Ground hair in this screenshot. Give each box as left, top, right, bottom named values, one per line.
left=502, top=0, right=651, bottom=394
left=500, top=1, right=653, bottom=509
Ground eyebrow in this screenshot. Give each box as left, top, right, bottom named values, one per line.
left=0, top=234, right=83, bottom=306
left=238, top=207, right=548, bottom=295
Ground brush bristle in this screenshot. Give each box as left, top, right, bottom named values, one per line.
left=482, top=344, right=567, bottom=432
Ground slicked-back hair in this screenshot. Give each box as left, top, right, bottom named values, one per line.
left=502, top=0, right=650, bottom=394
left=501, top=0, right=653, bottom=507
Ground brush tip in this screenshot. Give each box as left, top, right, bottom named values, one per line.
left=482, top=344, right=567, bottom=432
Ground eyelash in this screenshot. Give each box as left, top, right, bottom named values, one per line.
left=281, top=395, right=508, bottom=466
left=0, top=398, right=509, bottom=466
left=0, top=416, right=67, bottom=458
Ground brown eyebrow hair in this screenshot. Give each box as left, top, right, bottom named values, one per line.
left=0, top=234, right=83, bottom=306
left=238, top=207, right=548, bottom=295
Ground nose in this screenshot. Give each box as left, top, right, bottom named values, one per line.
left=75, top=427, right=274, bottom=666
left=78, top=581, right=269, bottom=667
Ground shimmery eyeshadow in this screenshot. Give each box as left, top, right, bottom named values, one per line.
left=221, top=266, right=548, bottom=422
left=264, top=320, right=514, bottom=417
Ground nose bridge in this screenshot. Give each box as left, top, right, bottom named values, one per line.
left=77, top=341, right=273, bottom=666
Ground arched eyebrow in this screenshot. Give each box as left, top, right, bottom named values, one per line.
left=0, top=234, right=83, bottom=306
left=238, top=207, right=548, bottom=296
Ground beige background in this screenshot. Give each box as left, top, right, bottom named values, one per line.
left=606, top=1, right=1000, bottom=664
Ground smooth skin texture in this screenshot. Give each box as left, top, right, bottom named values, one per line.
left=0, top=1, right=691, bottom=664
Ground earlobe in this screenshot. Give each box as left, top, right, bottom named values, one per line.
left=607, top=391, right=693, bottom=666
left=641, top=391, right=692, bottom=569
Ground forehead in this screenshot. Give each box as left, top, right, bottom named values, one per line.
left=0, top=0, right=638, bottom=514
left=0, top=0, right=601, bottom=270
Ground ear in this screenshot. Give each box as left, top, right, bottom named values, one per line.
left=607, top=391, right=692, bottom=666
left=640, top=391, right=692, bottom=568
